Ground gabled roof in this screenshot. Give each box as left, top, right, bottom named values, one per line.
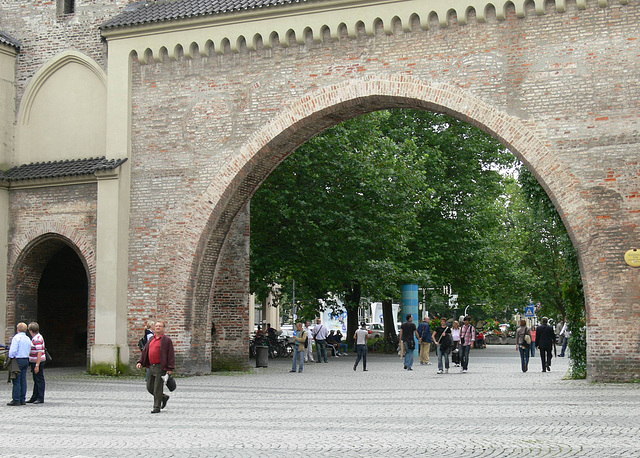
left=0, top=157, right=128, bottom=182
left=0, top=31, right=21, bottom=50
left=101, top=0, right=316, bottom=30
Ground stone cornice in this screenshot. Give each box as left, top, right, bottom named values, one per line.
left=101, top=0, right=629, bottom=63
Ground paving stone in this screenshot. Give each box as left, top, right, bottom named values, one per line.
left=1, top=345, right=638, bottom=456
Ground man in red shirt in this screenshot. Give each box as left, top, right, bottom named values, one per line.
left=137, top=321, right=175, bottom=413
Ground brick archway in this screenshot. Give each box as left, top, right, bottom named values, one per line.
left=7, top=233, right=94, bottom=367
left=154, top=76, right=595, bottom=374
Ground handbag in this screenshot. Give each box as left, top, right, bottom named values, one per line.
left=521, top=328, right=531, bottom=349
left=165, top=374, right=177, bottom=392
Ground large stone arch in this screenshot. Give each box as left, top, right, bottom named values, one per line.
left=154, top=75, right=599, bottom=374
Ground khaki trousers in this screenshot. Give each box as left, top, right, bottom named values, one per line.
left=419, top=342, right=431, bottom=364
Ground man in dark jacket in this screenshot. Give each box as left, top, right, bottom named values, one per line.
left=535, top=317, right=556, bottom=373
left=137, top=320, right=175, bottom=413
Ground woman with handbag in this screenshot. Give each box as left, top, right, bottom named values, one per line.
left=515, top=319, right=532, bottom=373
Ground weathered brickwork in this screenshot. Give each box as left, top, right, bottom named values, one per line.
left=2, top=0, right=639, bottom=380
left=125, top=0, right=639, bottom=380
left=5, top=184, right=98, bottom=360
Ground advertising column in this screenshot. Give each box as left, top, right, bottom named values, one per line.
left=401, top=284, right=419, bottom=357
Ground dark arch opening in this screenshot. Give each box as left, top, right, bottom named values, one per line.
left=37, top=245, right=88, bottom=366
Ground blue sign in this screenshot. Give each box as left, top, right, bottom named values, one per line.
left=525, top=304, right=535, bottom=317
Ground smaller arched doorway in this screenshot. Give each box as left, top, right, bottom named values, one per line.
left=12, top=236, right=89, bottom=367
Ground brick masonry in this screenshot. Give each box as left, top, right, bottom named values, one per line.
left=2, top=0, right=640, bottom=380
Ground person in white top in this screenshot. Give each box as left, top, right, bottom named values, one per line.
left=353, top=322, right=370, bottom=371
left=559, top=321, right=571, bottom=357
left=313, top=318, right=329, bottom=363
left=304, top=321, right=315, bottom=362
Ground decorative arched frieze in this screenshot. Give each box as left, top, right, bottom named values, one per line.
left=99, top=0, right=628, bottom=64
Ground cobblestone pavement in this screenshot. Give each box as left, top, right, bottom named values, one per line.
left=2, top=345, right=639, bottom=457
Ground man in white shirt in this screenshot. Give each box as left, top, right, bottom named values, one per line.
left=353, top=322, right=369, bottom=371
left=304, top=321, right=315, bottom=363
left=313, top=318, right=329, bottom=363
left=7, top=322, right=32, bottom=406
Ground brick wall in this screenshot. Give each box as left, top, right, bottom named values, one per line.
left=5, top=184, right=97, bottom=356
left=127, top=1, right=640, bottom=380
left=0, top=0, right=133, bottom=103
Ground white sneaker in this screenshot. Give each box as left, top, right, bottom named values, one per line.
left=444, top=369, right=448, bottom=374
left=437, top=369, right=443, bottom=374
left=462, top=369, right=467, bottom=373
left=426, top=362, right=432, bottom=365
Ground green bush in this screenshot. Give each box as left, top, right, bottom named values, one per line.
left=567, top=322, right=587, bottom=379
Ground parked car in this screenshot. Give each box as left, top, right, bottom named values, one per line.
left=366, top=323, right=384, bottom=339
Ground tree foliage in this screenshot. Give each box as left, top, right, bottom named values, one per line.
left=250, top=108, right=585, bottom=365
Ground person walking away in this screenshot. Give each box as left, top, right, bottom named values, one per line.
left=432, top=317, right=452, bottom=374
left=290, top=323, right=307, bottom=373
left=417, top=316, right=433, bottom=366
left=136, top=320, right=175, bottom=413
left=304, top=321, right=315, bottom=363
left=559, top=321, right=571, bottom=357
left=459, top=316, right=476, bottom=373
left=313, top=318, right=329, bottom=363
left=515, top=319, right=531, bottom=372
left=535, top=317, right=556, bottom=372
left=399, top=314, right=419, bottom=371
left=353, top=322, right=369, bottom=371
left=530, top=325, right=537, bottom=357
left=450, top=321, right=461, bottom=367
left=26, top=322, right=46, bottom=404
left=7, top=322, right=31, bottom=406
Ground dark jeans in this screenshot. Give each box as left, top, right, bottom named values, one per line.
left=519, top=347, right=530, bottom=372
left=560, top=337, right=569, bottom=356
left=316, top=340, right=328, bottom=362
left=354, top=344, right=367, bottom=369
left=12, top=358, right=29, bottom=403
left=29, top=361, right=46, bottom=401
left=539, top=346, right=552, bottom=371
left=459, top=345, right=471, bottom=370
left=146, top=364, right=166, bottom=410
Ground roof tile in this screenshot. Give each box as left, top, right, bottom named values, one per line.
left=101, top=0, right=317, bottom=30
left=0, top=31, right=21, bottom=49
left=0, top=157, right=128, bottom=182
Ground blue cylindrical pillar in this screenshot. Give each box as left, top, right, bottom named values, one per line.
left=401, top=284, right=419, bottom=357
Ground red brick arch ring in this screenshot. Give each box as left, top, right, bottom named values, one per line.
left=154, top=75, right=593, bottom=359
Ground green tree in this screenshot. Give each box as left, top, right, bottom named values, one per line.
left=250, top=111, right=427, bottom=342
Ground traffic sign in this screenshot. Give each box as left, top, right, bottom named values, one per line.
left=525, top=304, right=535, bottom=317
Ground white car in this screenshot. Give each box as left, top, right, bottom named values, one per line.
left=366, top=323, right=384, bottom=339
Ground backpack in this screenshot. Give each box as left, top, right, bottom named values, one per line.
left=137, top=336, right=147, bottom=351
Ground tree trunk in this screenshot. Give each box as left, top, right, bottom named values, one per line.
left=344, top=281, right=361, bottom=346
left=382, top=299, right=397, bottom=340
